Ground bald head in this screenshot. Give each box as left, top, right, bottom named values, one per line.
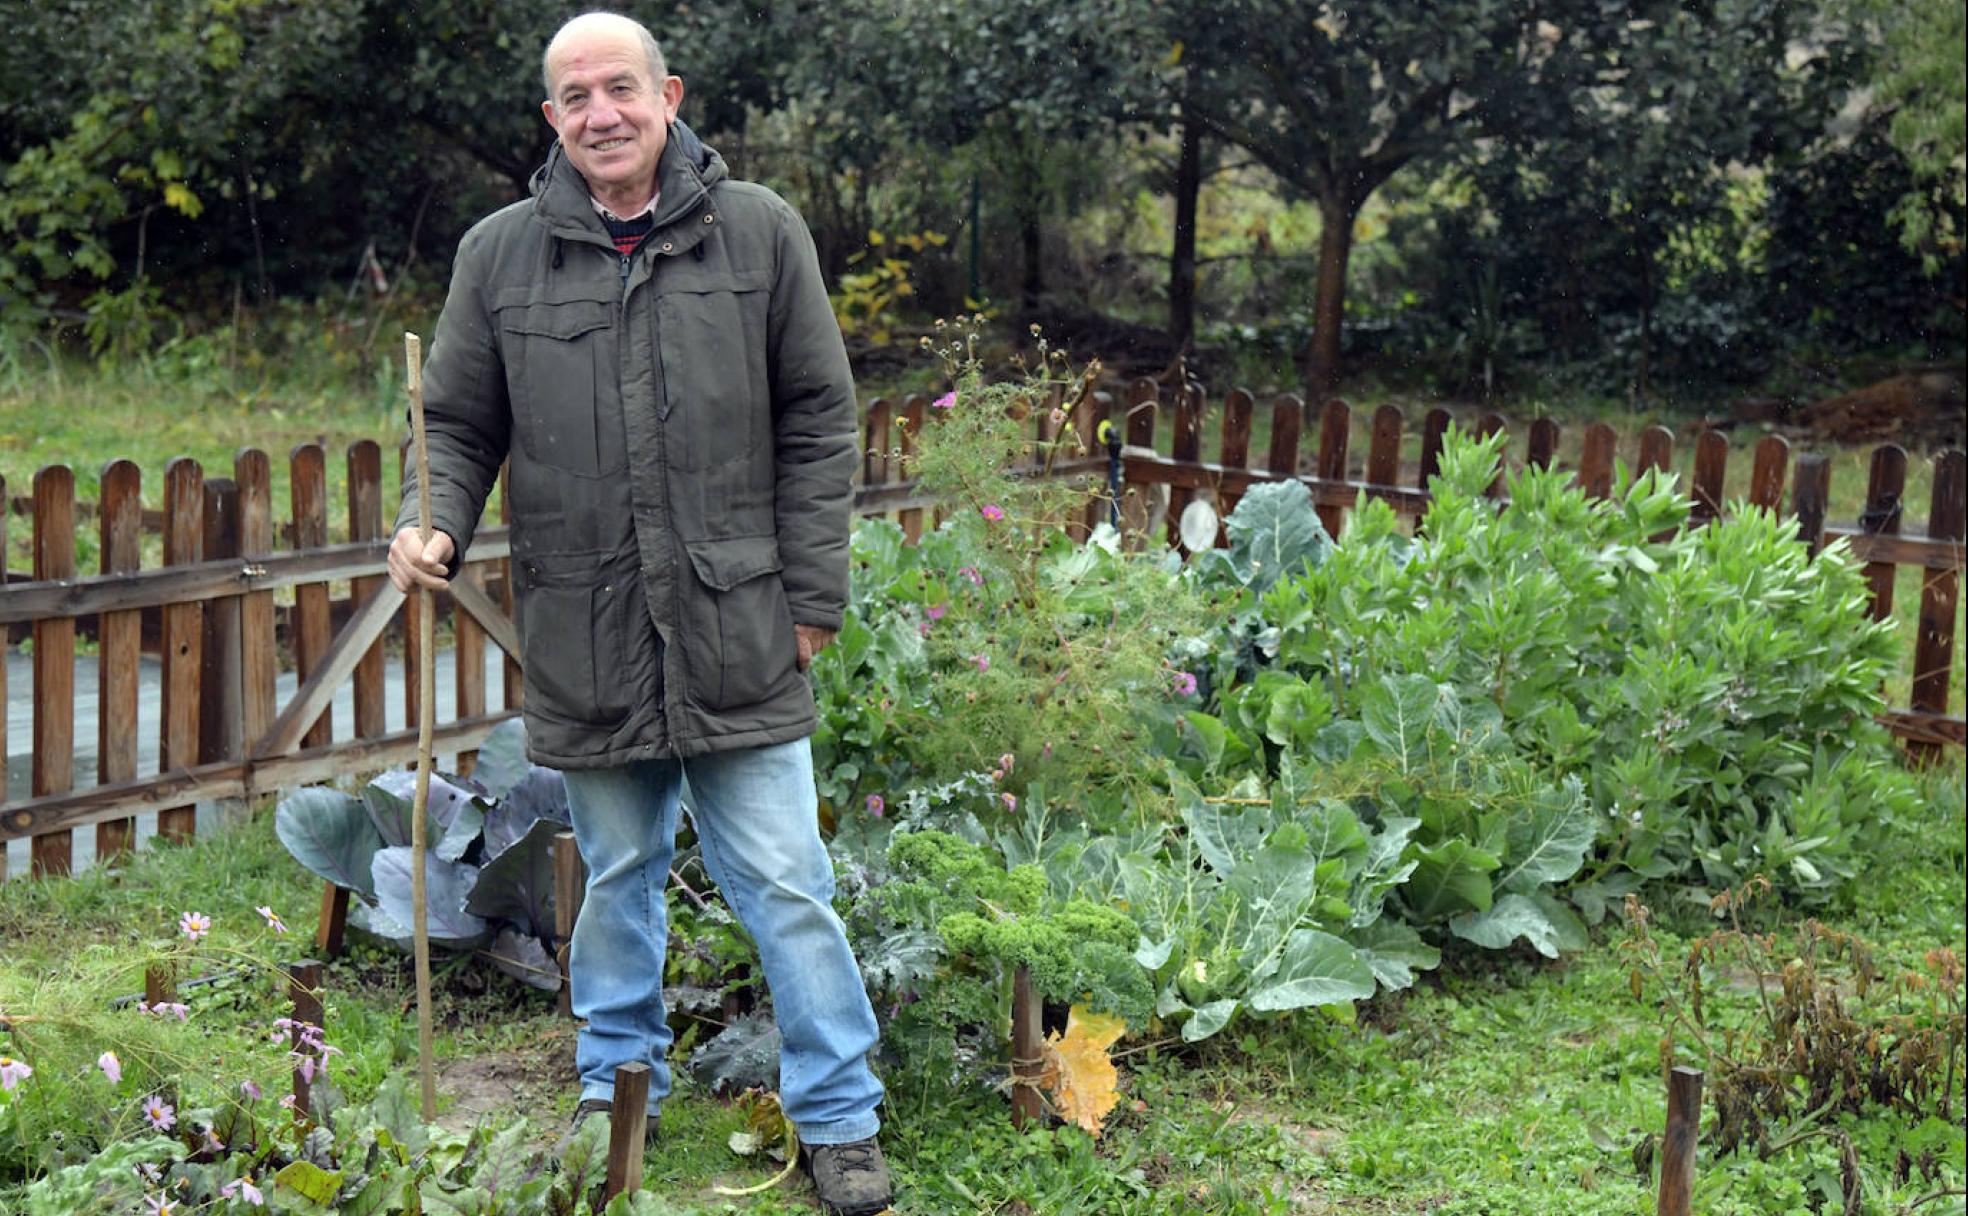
left=543, top=12, right=666, bottom=101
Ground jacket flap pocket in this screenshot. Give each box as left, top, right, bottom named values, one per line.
left=496, top=297, right=613, bottom=340
left=685, top=535, right=783, bottom=591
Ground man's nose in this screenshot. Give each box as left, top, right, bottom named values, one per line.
left=587, top=97, right=621, bottom=128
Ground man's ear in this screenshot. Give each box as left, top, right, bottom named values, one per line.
left=661, top=75, right=684, bottom=120
left=542, top=99, right=559, bottom=130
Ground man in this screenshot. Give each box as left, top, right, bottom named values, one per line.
left=385, top=12, right=891, bottom=1213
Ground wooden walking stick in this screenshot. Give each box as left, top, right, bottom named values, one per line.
left=405, top=331, right=439, bottom=1120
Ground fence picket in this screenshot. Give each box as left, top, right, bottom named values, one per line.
left=1217, top=389, right=1255, bottom=540
left=1266, top=393, right=1303, bottom=476
left=1578, top=423, right=1617, bottom=499
left=1637, top=426, right=1674, bottom=478
left=1168, top=386, right=1204, bottom=546
left=1690, top=430, right=1729, bottom=524
left=290, top=445, right=332, bottom=749
left=1911, top=451, right=1965, bottom=763
left=31, top=466, right=76, bottom=876
left=1316, top=400, right=1351, bottom=536
left=198, top=479, right=244, bottom=798
left=1748, top=435, right=1790, bottom=511
left=1527, top=418, right=1560, bottom=472
left=97, top=460, right=143, bottom=862
left=1860, top=445, right=1908, bottom=621
left=898, top=394, right=928, bottom=544
left=236, top=450, right=277, bottom=749
left=1791, top=454, right=1832, bottom=555
left=1420, top=408, right=1451, bottom=486
left=1367, top=405, right=1403, bottom=490
left=158, top=458, right=203, bottom=842
left=347, top=442, right=387, bottom=740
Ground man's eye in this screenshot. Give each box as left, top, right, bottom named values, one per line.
left=612, top=84, right=634, bottom=96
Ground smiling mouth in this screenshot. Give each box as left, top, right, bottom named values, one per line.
left=591, top=138, right=631, bottom=152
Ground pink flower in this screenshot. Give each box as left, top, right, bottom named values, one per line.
left=144, top=1197, right=179, bottom=1216
left=958, top=566, right=984, bottom=587
left=240, top=1079, right=262, bottom=1100
left=980, top=504, right=1005, bottom=522
left=279, top=1094, right=298, bottom=1111
left=1001, top=793, right=1018, bottom=812
left=931, top=391, right=956, bottom=410
left=1172, top=671, right=1199, bottom=697
left=866, top=794, right=885, bottom=818
left=971, top=653, right=990, bottom=674
left=0, top=1055, right=32, bottom=1091
left=918, top=621, right=932, bottom=638
left=1049, top=407, right=1068, bottom=427
left=142, top=1093, right=176, bottom=1131
left=178, top=911, right=211, bottom=942
left=98, top=1051, right=122, bottom=1084
left=139, top=1001, right=190, bottom=1021
left=926, top=603, right=947, bottom=621
left=998, top=753, right=1015, bottom=774
left=220, top=1176, right=265, bottom=1206
left=255, top=905, right=288, bottom=935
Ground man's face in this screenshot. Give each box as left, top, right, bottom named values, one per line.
left=542, top=27, right=682, bottom=204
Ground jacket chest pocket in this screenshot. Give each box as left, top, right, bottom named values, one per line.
left=656, top=271, right=770, bottom=471
left=495, top=294, right=625, bottom=477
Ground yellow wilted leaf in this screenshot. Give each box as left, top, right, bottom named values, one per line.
left=867, top=229, right=886, bottom=246
left=1162, top=40, right=1184, bottom=67
left=163, top=181, right=203, bottom=218
left=1040, top=1005, right=1126, bottom=1136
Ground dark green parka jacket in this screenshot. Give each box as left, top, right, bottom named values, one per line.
left=397, top=123, right=857, bottom=768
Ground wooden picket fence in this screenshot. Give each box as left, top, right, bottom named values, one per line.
left=0, top=442, right=522, bottom=883
left=3, top=389, right=1963, bottom=882
left=856, top=383, right=1966, bottom=757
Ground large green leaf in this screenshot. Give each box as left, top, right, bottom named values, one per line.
left=1403, top=839, right=1499, bottom=920
left=1248, top=929, right=1377, bottom=1011
left=1181, top=998, right=1239, bottom=1042
left=1349, top=815, right=1421, bottom=928
left=275, top=787, right=383, bottom=898
left=1346, top=920, right=1441, bottom=992
left=1177, top=784, right=1264, bottom=880
left=1449, top=892, right=1588, bottom=959
left=1359, top=674, right=1446, bottom=771
left=1222, top=479, right=1332, bottom=591
left=1494, top=776, right=1596, bottom=894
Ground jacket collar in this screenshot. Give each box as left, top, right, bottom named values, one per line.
left=531, top=119, right=728, bottom=257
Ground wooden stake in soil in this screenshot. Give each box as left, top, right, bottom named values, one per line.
left=405, top=332, right=439, bottom=1121
left=604, top=1061, right=652, bottom=1201
left=285, top=959, right=323, bottom=1122
left=1657, top=1065, right=1703, bottom=1216
left=1010, top=964, right=1045, bottom=1129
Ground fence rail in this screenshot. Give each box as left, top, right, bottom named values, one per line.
left=4, top=390, right=1964, bottom=879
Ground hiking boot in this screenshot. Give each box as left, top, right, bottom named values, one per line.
left=799, top=1137, right=894, bottom=1216
left=559, top=1098, right=659, bottom=1154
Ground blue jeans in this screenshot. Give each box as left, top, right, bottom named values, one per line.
left=562, top=738, right=884, bottom=1145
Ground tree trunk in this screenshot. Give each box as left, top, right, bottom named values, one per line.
left=1020, top=210, right=1043, bottom=314
left=1168, top=78, right=1204, bottom=347
left=1303, top=192, right=1357, bottom=404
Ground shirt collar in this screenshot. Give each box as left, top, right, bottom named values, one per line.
left=590, top=190, right=659, bottom=223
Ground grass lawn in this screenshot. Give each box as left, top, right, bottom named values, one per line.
left=2, top=764, right=1961, bottom=1214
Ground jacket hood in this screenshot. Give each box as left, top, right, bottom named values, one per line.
left=529, top=118, right=729, bottom=241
